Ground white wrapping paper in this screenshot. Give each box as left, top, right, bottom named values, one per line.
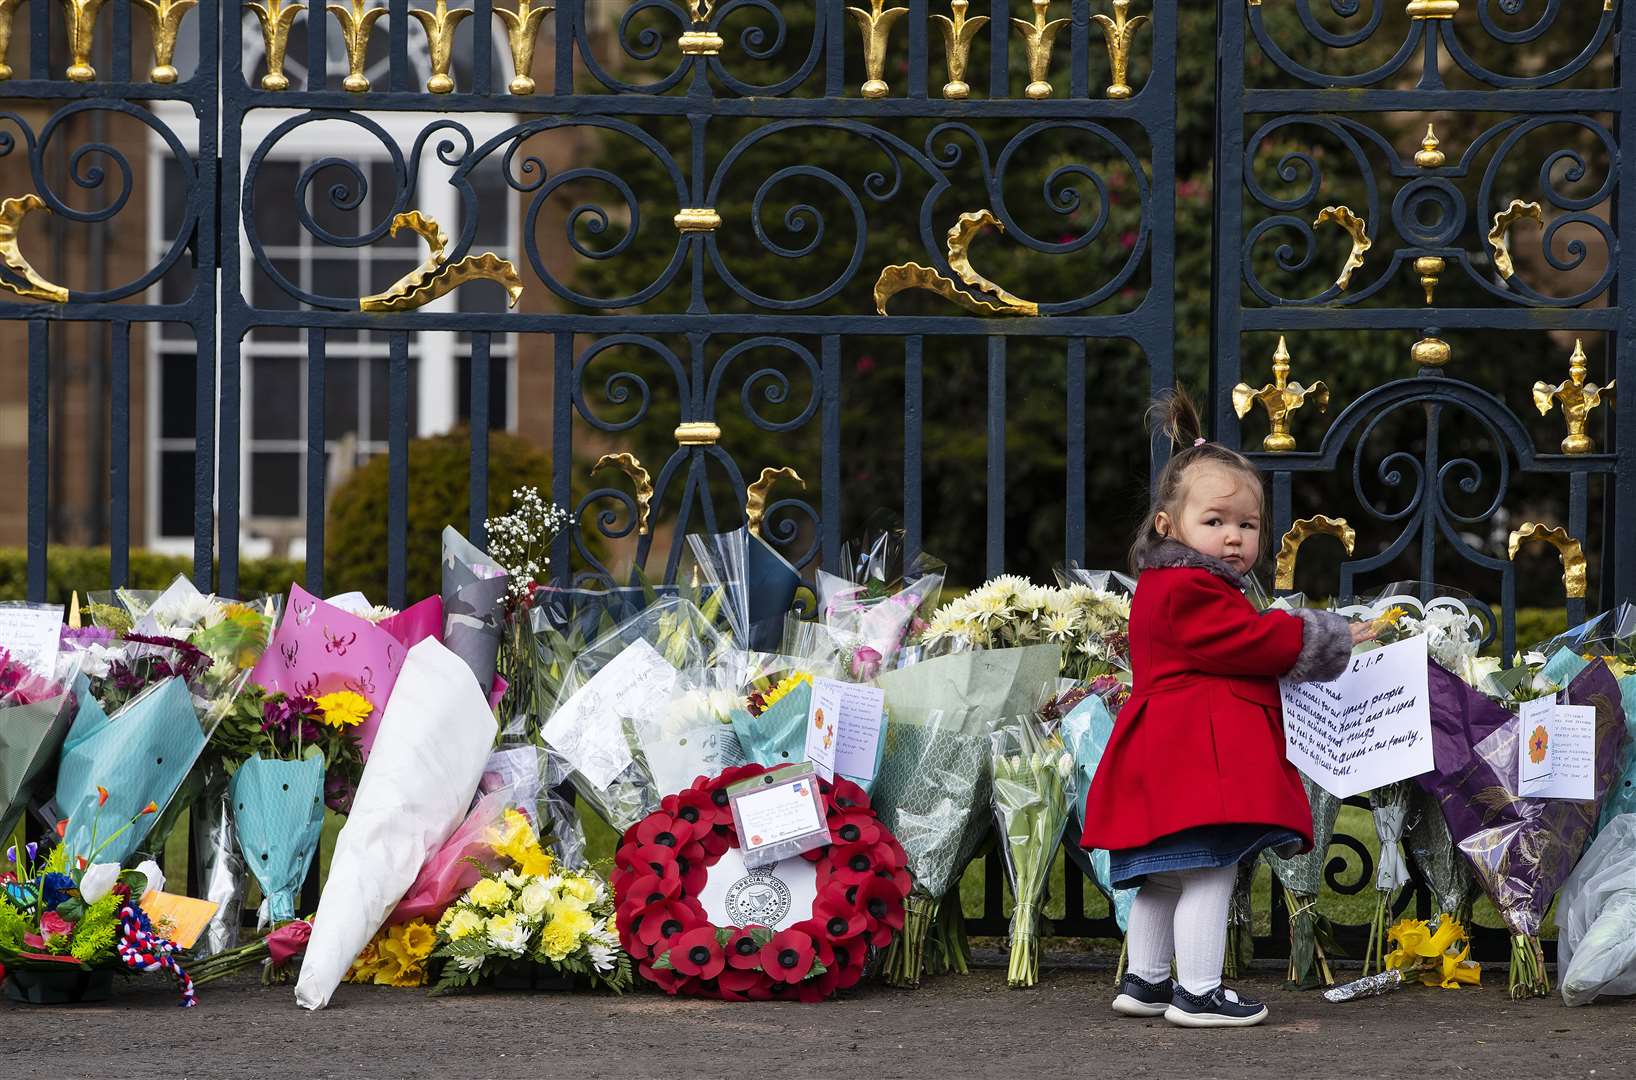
left=294, top=638, right=497, bottom=1009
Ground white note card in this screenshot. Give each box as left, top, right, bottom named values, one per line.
left=1519, top=695, right=1595, bottom=801
left=1279, top=634, right=1434, bottom=800
left=0, top=603, right=63, bottom=678
left=804, top=677, right=886, bottom=783
left=542, top=638, right=675, bottom=789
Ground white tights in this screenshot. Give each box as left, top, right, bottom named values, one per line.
left=1124, top=865, right=1237, bottom=996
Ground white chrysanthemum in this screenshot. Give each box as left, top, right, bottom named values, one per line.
left=500, top=868, right=528, bottom=890
left=587, top=941, right=617, bottom=972
left=1041, top=609, right=1081, bottom=642
left=971, top=588, right=1015, bottom=625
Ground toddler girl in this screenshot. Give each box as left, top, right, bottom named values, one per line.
left=1080, top=390, right=1371, bottom=1028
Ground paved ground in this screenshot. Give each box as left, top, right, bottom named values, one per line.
left=5, top=959, right=1634, bottom=1079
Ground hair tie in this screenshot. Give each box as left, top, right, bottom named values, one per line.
left=1193, top=437, right=1207, bottom=447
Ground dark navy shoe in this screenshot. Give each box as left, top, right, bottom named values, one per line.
left=1111, top=972, right=1175, bottom=1017
left=1164, top=985, right=1269, bottom=1028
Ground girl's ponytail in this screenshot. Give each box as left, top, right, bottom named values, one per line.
left=1147, top=386, right=1206, bottom=450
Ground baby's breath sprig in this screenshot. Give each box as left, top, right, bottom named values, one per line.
left=484, top=486, right=572, bottom=605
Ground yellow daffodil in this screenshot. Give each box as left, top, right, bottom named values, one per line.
left=468, top=877, right=513, bottom=912
left=399, top=919, right=437, bottom=959
left=516, top=848, right=555, bottom=877
left=345, top=940, right=386, bottom=982
left=445, top=908, right=484, bottom=940
left=314, top=690, right=373, bottom=729
left=760, top=672, right=812, bottom=711
left=1422, top=943, right=1482, bottom=989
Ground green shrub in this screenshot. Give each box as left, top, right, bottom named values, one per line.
left=0, top=548, right=304, bottom=604
left=324, top=427, right=562, bottom=603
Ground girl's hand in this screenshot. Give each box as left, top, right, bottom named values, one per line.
left=1350, top=621, right=1378, bottom=646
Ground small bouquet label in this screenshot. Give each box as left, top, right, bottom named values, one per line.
left=803, top=677, right=886, bottom=783
left=1518, top=695, right=1595, bottom=800
left=1280, top=635, right=1434, bottom=799
left=0, top=602, right=65, bottom=676
left=139, top=891, right=220, bottom=950
left=727, top=765, right=829, bottom=868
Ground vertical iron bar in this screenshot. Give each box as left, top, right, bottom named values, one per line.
left=387, top=333, right=410, bottom=608
left=306, top=328, right=327, bottom=595
left=26, top=322, right=47, bottom=603
left=908, top=0, right=928, bottom=98
left=306, top=0, right=327, bottom=90
left=825, top=0, right=845, bottom=96
left=29, top=0, right=47, bottom=80
left=110, top=322, right=130, bottom=587
left=470, top=332, right=492, bottom=545
left=1146, top=1, right=1177, bottom=483
left=1210, top=0, right=1245, bottom=448
left=390, top=0, right=410, bottom=90
left=112, top=0, right=132, bottom=82
left=987, top=336, right=1005, bottom=577
left=1616, top=12, right=1636, bottom=609
left=1568, top=471, right=1589, bottom=629
left=1070, top=0, right=1088, bottom=98
left=217, top=334, right=239, bottom=595
left=473, top=0, right=493, bottom=94
left=822, top=335, right=842, bottom=573
left=554, top=0, right=573, bottom=95
left=552, top=331, right=573, bottom=586
left=989, top=0, right=1008, bottom=99
left=1065, top=338, right=1085, bottom=567
left=903, top=335, right=923, bottom=566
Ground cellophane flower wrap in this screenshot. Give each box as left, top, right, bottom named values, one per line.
left=231, top=752, right=326, bottom=925
left=1263, top=774, right=1341, bottom=988
left=0, top=639, right=83, bottom=838
left=870, top=643, right=1060, bottom=987
left=989, top=714, right=1072, bottom=988
left=430, top=808, right=630, bottom=994
left=1055, top=685, right=1136, bottom=935
left=1533, top=605, right=1636, bottom=839
left=295, top=637, right=498, bottom=1010
left=812, top=527, right=946, bottom=676
left=542, top=598, right=725, bottom=832
left=1556, top=812, right=1636, bottom=1006
left=1362, top=780, right=1413, bottom=975
left=1418, top=658, right=1628, bottom=998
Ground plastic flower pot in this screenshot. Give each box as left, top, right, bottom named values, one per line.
left=3, top=967, right=116, bottom=1005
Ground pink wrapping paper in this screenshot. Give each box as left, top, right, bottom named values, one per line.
left=249, top=585, right=408, bottom=755
left=387, top=787, right=516, bottom=925
left=378, top=596, right=443, bottom=652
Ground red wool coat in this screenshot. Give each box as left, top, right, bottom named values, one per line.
left=1080, top=561, right=1321, bottom=855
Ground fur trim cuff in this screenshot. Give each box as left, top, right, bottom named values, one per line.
left=1134, top=539, right=1244, bottom=587
left=1286, top=608, right=1353, bottom=683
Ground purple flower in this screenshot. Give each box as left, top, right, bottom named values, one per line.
left=60, top=625, right=115, bottom=647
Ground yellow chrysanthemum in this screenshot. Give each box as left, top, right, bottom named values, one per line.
left=399, top=919, right=437, bottom=959
left=760, top=672, right=812, bottom=711
left=444, top=908, right=484, bottom=940
left=561, top=875, right=598, bottom=906
left=468, top=876, right=513, bottom=912
left=536, top=917, right=581, bottom=963
left=314, top=690, right=373, bottom=729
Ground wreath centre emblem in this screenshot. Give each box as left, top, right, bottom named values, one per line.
left=724, top=870, right=793, bottom=927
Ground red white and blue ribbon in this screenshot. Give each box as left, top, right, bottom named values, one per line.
left=116, top=902, right=196, bottom=1007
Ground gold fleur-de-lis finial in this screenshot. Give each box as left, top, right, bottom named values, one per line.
left=0, top=0, right=24, bottom=81
left=931, top=0, right=988, bottom=100
left=848, top=0, right=910, bottom=98
left=134, top=0, right=197, bottom=84
left=329, top=1, right=386, bottom=93
left=1231, top=336, right=1330, bottom=452
left=408, top=0, right=474, bottom=94
left=62, top=0, right=109, bottom=81
left=493, top=0, right=554, bottom=94
left=1533, top=339, right=1615, bottom=455
left=248, top=0, right=303, bottom=90
left=1011, top=0, right=1070, bottom=99
left=1091, top=0, right=1149, bottom=100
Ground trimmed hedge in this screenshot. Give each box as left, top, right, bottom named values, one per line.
left=0, top=548, right=304, bottom=604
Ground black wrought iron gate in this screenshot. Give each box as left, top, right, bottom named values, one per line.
left=2, top=1, right=1631, bottom=959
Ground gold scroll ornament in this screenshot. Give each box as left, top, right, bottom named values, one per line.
left=359, top=211, right=524, bottom=312
left=330, top=1, right=386, bottom=93
left=1313, top=205, right=1370, bottom=291
left=849, top=0, right=909, bottom=98
left=746, top=466, right=805, bottom=539
left=590, top=452, right=653, bottom=536
left=1012, top=0, right=1069, bottom=100
left=1274, top=515, right=1355, bottom=592
left=495, top=0, right=554, bottom=93
left=0, top=194, right=69, bottom=302
left=1488, top=199, right=1542, bottom=280
left=136, top=0, right=196, bottom=84
left=931, top=0, right=987, bottom=100
left=875, top=209, right=1038, bottom=316
left=1533, top=338, right=1614, bottom=455
left=1508, top=522, right=1586, bottom=599
left=249, top=0, right=303, bottom=90
left=1232, top=336, right=1329, bottom=452
left=1092, top=0, right=1149, bottom=100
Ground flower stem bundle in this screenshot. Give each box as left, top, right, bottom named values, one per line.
left=990, top=716, right=1071, bottom=989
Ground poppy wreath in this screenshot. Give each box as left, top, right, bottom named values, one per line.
left=613, top=764, right=910, bottom=1001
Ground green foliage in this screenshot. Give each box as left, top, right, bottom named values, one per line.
left=69, top=893, right=121, bottom=964
left=0, top=895, right=26, bottom=954
left=325, top=427, right=573, bottom=603
left=0, top=549, right=304, bottom=605
left=1513, top=607, right=1571, bottom=653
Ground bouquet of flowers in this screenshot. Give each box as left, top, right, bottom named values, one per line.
left=1532, top=606, right=1636, bottom=837
left=1557, top=812, right=1636, bottom=1006
left=870, top=643, right=1060, bottom=986
left=686, top=530, right=804, bottom=652
left=990, top=714, right=1072, bottom=988
left=1054, top=685, right=1136, bottom=957
left=812, top=526, right=946, bottom=677
left=1, top=807, right=193, bottom=1005
left=1324, top=914, right=1480, bottom=1002
left=1403, top=786, right=1476, bottom=923
left=1419, top=659, right=1628, bottom=997
left=1263, top=774, right=1341, bottom=988
left=1362, top=781, right=1412, bottom=976
left=429, top=808, right=630, bottom=994
left=0, top=630, right=83, bottom=837
left=345, top=918, right=440, bottom=988
left=921, top=576, right=1131, bottom=683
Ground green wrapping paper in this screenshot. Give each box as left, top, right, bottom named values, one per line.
left=1263, top=774, right=1341, bottom=988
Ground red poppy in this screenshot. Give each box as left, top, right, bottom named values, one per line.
left=852, top=875, right=906, bottom=947
left=829, top=812, right=882, bottom=847
left=724, top=926, right=766, bottom=970
left=828, top=777, right=870, bottom=814
left=668, top=925, right=727, bottom=980
left=876, top=865, right=913, bottom=898
left=759, top=928, right=816, bottom=984
left=631, top=899, right=700, bottom=950
left=828, top=841, right=897, bottom=886
left=828, top=936, right=867, bottom=989
left=715, top=966, right=763, bottom=1000
left=636, top=811, right=698, bottom=851
left=639, top=959, right=683, bottom=995
left=667, top=786, right=723, bottom=832
left=810, top=891, right=868, bottom=940
left=697, top=823, right=735, bottom=858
